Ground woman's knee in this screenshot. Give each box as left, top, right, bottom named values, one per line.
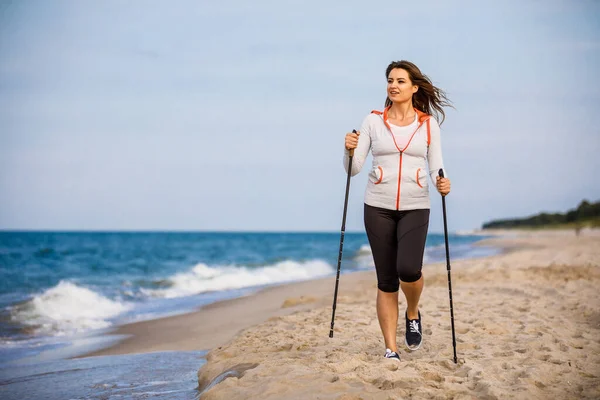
left=399, top=271, right=422, bottom=283
left=377, top=281, right=400, bottom=293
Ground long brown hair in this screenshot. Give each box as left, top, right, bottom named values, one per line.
left=385, top=60, right=452, bottom=125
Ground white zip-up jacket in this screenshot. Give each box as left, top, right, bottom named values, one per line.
left=343, top=107, right=447, bottom=211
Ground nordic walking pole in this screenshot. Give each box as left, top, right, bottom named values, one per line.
left=439, top=169, right=458, bottom=363
left=329, top=129, right=357, bottom=338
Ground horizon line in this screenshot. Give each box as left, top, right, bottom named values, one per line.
left=0, top=228, right=476, bottom=235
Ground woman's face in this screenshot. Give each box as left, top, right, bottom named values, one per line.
left=387, top=68, right=418, bottom=103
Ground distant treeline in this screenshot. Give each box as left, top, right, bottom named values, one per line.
left=482, top=200, right=600, bottom=229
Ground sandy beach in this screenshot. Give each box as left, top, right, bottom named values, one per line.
left=77, top=230, right=600, bottom=399
left=192, top=230, right=600, bottom=399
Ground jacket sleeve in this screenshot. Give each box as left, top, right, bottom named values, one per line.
left=343, top=116, right=372, bottom=177
left=427, top=117, right=447, bottom=184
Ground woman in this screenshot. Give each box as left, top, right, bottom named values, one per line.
left=343, top=60, right=451, bottom=361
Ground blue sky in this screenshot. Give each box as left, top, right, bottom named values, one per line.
left=1, top=0, right=599, bottom=233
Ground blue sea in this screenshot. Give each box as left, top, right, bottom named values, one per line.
left=0, top=231, right=497, bottom=399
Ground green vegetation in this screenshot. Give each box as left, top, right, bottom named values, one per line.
left=482, top=200, right=600, bottom=230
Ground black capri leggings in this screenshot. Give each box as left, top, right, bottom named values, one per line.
left=364, top=203, right=430, bottom=292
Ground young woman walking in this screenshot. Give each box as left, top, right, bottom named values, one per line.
left=343, top=60, right=452, bottom=361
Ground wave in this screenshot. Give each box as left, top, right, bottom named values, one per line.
left=351, top=244, right=374, bottom=268
left=9, top=281, right=131, bottom=336
left=143, top=259, right=334, bottom=299
left=356, top=244, right=372, bottom=255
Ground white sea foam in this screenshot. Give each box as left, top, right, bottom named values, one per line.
left=357, top=244, right=372, bottom=254
left=352, top=244, right=374, bottom=268
left=10, top=281, right=131, bottom=336
left=143, top=259, right=334, bottom=299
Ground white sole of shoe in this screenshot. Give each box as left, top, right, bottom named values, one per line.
left=405, top=336, right=423, bottom=351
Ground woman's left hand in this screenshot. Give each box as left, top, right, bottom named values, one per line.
left=436, top=177, right=451, bottom=196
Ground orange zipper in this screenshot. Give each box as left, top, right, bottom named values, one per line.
left=396, top=153, right=403, bottom=210
left=383, top=107, right=425, bottom=210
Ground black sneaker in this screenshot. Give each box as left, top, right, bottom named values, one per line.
left=405, top=311, right=423, bottom=350
left=384, top=348, right=400, bottom=361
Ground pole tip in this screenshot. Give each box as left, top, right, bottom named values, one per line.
left=329, top=330, right=334, bottom=338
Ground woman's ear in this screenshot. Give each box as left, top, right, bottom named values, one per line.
left=413, top=85, right=419, bottom=94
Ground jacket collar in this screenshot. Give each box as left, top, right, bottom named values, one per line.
left=382, top=106, right=430, bottom=131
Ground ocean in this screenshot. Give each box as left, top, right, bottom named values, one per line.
left=0, top=231, right=497, bottom=399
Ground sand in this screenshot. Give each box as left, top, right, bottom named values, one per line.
left=196, top=231, right=600, bottom=399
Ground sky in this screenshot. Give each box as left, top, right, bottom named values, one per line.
left=1, top=0, right=599, bottom=233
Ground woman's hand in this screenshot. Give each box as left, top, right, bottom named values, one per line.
left=436, top=176, right=451, bottom=196
left=345, top=131, right=360, bottom=151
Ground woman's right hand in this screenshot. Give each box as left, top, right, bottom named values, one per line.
left=345, top=131, right=360, bottom=151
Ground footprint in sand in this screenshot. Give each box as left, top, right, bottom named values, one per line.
left=370, top=377, right=411, bottom=391
left=514, top=348, right=528, bottom=354
left=570, top=340, right=585, bottom=350
left=559, top=343, right=569, bottom=352
left=385, top=362, right=399, bottom=372
left=295, top=343, right=310, bottom=351
left=436, top=360, right=455, bottom=370
left=492, top=351, right=514, bottom=357
left=501, top=362, right=514, bottom=370
left=436, top=359, right=468, bottom=375
left=421, top=371, right=444, bottom=383
left=467, top=370, right=482, bottom=384
left=457, top=343, right=481, bottom=351
left=538, top=354, right=551, bottom=362
left=454, top=366, right=471, bottom=378
left=511, top=369, right=530, bottom=384
left=455, top=326, right=469, bottom=334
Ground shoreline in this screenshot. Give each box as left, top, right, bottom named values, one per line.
left=77, top=272, right=372, bottom=358
left=76, top=233, right=517, bottom=359
left=69, top=229, right=592, bottom=361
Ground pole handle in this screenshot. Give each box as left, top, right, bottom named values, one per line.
left=348, top=129, right=357, bottom=157
left=438, top=168, right=445, bottom=178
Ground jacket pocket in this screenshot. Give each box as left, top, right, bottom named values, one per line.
left=372, top=166, right=383, bottom=185
left=416, top=168, right=423, bottom=188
